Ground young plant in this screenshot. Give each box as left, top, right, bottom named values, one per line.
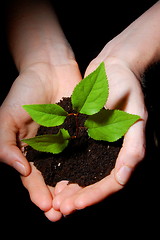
left=22, top=62, right=140, bottom=154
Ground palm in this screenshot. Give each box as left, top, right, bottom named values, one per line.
left=0, top=62, right=82, bottom=221
left=15, top=63, right=82, bottom=221
left=45, top=60, right=147, bottom=220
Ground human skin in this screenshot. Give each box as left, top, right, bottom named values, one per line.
left=0, top=0, right=160, bottom=221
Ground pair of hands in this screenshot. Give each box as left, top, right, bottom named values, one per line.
left=0, top=52, right=147, bottom=221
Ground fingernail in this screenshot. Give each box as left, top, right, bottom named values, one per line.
left=116, top=166, right=132, bottom=185
left=13, top=161, right=26, bottom=175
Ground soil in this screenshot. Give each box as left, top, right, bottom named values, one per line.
left=25, top=97, right=121, bottom=187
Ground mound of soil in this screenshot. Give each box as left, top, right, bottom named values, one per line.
left=25, top=98, right=121, bottom=187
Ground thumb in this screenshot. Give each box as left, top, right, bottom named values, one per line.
left=0, top=143, right=31, bottom=176
left=114, top=120, right=146, bottom=185
left=0, top=119, right=31, bottom=176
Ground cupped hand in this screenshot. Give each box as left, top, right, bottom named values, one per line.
left=0, top=57, right=147, bottom=222
left=51, top=57, right=148, bottom=218
left=0, top=61, right=82, bottom=221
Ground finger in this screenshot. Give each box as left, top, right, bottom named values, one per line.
left=59, top=171, right=123, bottom=215
left=54, top=180, right=69, bottom=195
left=115, top=120, right=146, bottom=185
left=59, top=120, right=146, bottom=215
left=21, top=163, right=53, bottom=211
left=0, top=143, right=31, bottom=176
left=0, top=118, right=31, bottom=176
left=52, top=183, right=82, bottom=211
left=44, top=208, right=63, bottom=222
left=43, top=185, right=63, bottom=222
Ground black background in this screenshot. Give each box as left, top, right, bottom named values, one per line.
left=0, top=0, right=159, bottom=231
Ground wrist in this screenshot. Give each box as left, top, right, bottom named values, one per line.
left=18, top=41, right=75, bottom=72
left=101, top=1, right=160, bottom=78
left=107, top=38, right=159, bottom=77
left=104, top=41, right=148, bottom=79
left=99, top=32, right=159, bottom=82
left=7, top=0, right=75, bottom=72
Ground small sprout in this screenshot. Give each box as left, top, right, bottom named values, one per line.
left=22, top=62, right=140, bottom=154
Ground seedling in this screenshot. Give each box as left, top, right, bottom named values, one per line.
left=22, top=62, right=140, bottom=154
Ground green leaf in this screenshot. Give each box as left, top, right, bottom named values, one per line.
left=22, top=129, right=70, bottom=154
left=71, top=62, right=109, bottom=115
left=85, top=109, right=140, bottom=142
left=23, top=104, right=68, bottom=127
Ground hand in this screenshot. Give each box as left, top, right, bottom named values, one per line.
left=0, top=61, right=82, bottom=221
left=51, top=56, right=147, bottom=219
left=1, top=0, right=158, bottom=222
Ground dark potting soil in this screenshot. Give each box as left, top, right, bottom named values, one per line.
left=25, top=97, right=121, bottom=187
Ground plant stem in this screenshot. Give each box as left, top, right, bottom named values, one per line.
left=68, top=112, right=79, bottom=138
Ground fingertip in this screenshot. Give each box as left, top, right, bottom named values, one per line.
left=60, top=199, right=76, bottom=215
left=30, top=193, right=52, bottom=212
left=52, top=195, right=61, bottom=210
left=54, top=180, right=69, bottom=195
left=44, top=208, right=62, bottom=222
left=38, top=197, right=53, bottom=212
left=23, top=182, right=53, bottom=212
